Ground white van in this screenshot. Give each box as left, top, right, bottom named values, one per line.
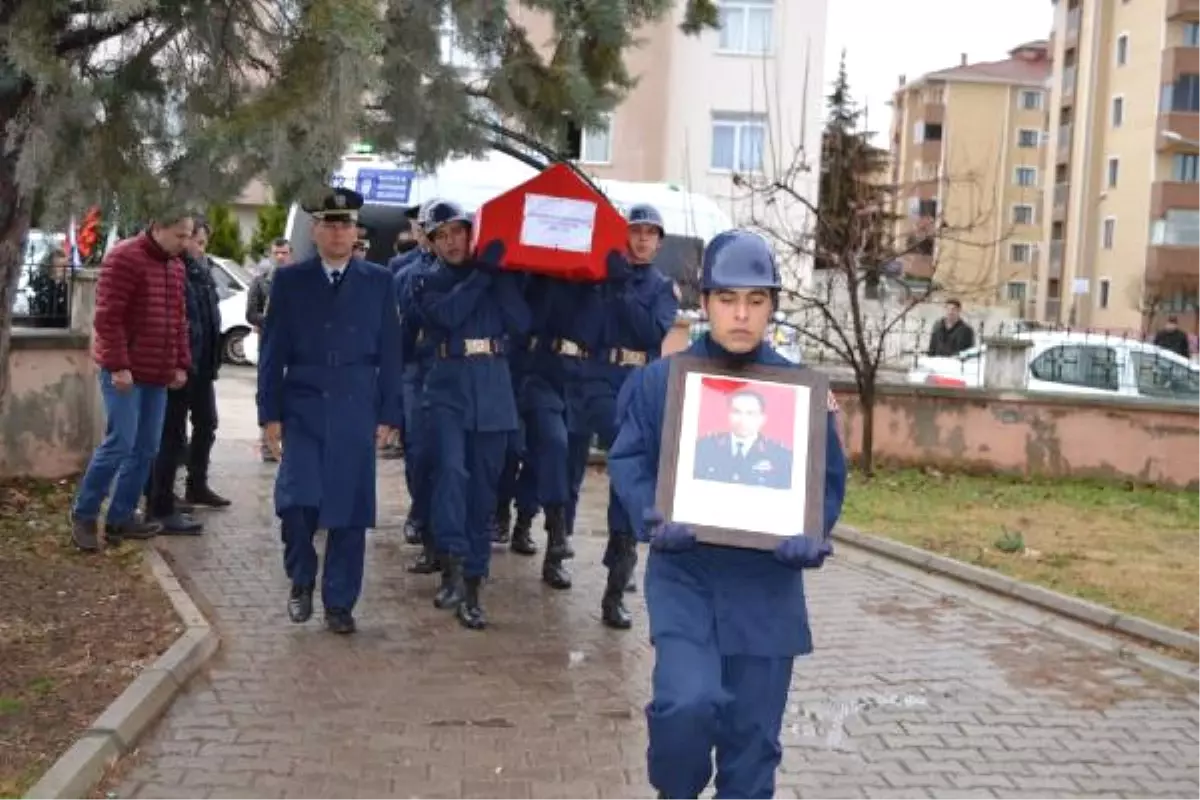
left=284, top=150, right=733, bottom=307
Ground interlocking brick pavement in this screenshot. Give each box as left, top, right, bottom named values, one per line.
left=114, top=370, right=1199, bottom=799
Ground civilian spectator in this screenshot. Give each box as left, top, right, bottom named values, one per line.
left=247, top=237, right=291, bottom=462
left=1153, top=316, right=1191, bottom=360
left=926, top=299, right=976, bottom=357
left=70, top=212, right=193, bottom=551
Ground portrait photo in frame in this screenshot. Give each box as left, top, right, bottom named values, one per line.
left=654, top=355, right=830, bottom=551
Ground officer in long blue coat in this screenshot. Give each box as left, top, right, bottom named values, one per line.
left=568, top=203, right=678, bottom=629
left=607, top=229, right=848, bottom=799
left=412, top=200, right=531, bottom=629
left=257, top=187, right=405, bottom=635
left=394, top=200, right=443, bottom=565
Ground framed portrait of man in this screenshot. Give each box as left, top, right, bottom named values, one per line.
left=654, top=355, right=830, bottom=551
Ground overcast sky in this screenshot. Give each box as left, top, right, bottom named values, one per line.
left=824, top=0, right=1054, bottom=139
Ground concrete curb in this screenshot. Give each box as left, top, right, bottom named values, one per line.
left=24, top=546, right=219, bottom=800
left=833, top=525, right=1200, bottom=658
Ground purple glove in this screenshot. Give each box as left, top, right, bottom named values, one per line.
left=605, top=249, right=633, bottom=282
left=773, top=535, right=832, bottom=570
left=643, top=509, right=696, bottom=553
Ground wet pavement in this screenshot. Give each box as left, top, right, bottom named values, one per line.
left=115, top=368, right=1199, bottom=799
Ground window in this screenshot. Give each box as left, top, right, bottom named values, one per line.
left=1161, top=74, right=1200, bottom=112
left=1152, top=209, right=1200, bottom=246
left=1020, top=90, right=1043, bottom=110
left=1111, top=96, right=1124, bottom=127
left=1185, top=22, right=1199, bottom=48
left=1116, top=34, right=1129, bottom=66
left=1099, top=278, right=1111, bottom=309
left=1173, top=153, right=1200, bottom=183
left=710, top=113, right=766, bottom=172
left=1012, top=204, right=1035, bottom=225
left=1010, top=242, right=1036, bottom=263
left=1017, top=129, right=1040, bottom=148
left=208, top=262, right=241, bottom=301
left=1107, top=157, right=1120, bottom=188
left=573, top=115, right=612, bottom=164
left=1030, top=345, right=1120, bottom=391
left=1015, top=166, right=1038, bottom=187
left=1131, top=352, right=1200, bottom=401
left=1006, top=281, right=1028, bottom=303
left=717, top=0, right=773, bottom=55
left=1102, top=217, right=1116, bottom=249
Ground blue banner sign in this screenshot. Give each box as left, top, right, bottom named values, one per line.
left=352, top=169, right=415, bottom=205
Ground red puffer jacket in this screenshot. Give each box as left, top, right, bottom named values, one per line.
left=92, top=233, right=191, bottom=386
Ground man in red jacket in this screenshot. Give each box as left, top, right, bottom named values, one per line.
left=71, top=213, right=194, bottom=551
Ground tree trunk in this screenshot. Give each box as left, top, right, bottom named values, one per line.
left=857, top=378, right=877, bottom=477
left=0, top=152, right=34, bottom=414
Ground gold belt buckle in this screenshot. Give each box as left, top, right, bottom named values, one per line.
left=618, top=350, right=647, bottom=367
left=416, top=331, right=426, bottom=344
left=528, top=335, right=539, bottom=350
left=559, top=339, right=583, bottom=357
left=464, top=338, right=491, bottom=356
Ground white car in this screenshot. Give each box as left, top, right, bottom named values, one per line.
left=907, top=331, right=1199, bottom=403
left=209, top=256, right=258, bottom=366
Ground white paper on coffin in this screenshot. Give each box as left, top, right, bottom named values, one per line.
left=519, top=194, right=597, bottom=253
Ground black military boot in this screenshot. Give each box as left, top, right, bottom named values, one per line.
left=541, top=506, right=572, bottom=590
left=402, top=516, right=423, bottom=545
left=492, top=505, right=512, bottom=544
left=408, top=528, right=441, bottom=574
left=288, top=583, right=314, bottom=623
left=434, top=555, right=466, bottom=610
left=601, top=535, right=637, bottom=630
left=457, top=576, right=487, bottom=630
left=509, top=512, right=537, bottom=556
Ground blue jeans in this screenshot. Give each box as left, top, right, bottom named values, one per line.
left=73, top=369, right=168, bottom=524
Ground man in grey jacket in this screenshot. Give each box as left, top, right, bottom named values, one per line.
left=247, top=237, right=292, bottom=461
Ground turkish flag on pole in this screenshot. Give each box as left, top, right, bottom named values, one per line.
left=471, top=163, right=627, bottom=282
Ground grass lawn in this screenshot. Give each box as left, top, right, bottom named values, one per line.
left=0, top=478, right=180, bottom=798
left=841, top=469, right=1200, bottom=634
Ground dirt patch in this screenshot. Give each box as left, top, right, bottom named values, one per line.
left=0, top=478, right=180, bottom=798
left=842, top=469, right=1200, bottom=633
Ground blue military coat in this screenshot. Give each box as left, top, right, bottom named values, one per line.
left=583, top=263, right=678, bottom=392
left=412, top=261, right=531, bottom=432
left=607, top=335, right=847, bottom=657
left=520, top=276, right=605, bottom=426
left=395, top=249, right=438, bottom=380
left=257, top=256, right=404, bottom=529
left=692, top=433, right=794, bottom=490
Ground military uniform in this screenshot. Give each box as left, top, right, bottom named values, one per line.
left=692, top=433, right=794, bottom=490
left=256, top=187, right=404, bottom=634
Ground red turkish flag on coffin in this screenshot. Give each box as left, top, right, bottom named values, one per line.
left=471, top=162, right=627, bottom=282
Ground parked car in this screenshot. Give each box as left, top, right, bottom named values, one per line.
left=209, top=256, right=255, bottom=365
left=906, top=331, right=1199, bottom=403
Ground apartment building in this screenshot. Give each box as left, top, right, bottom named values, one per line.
left=888, top=43, right=1052, bottom=311
left=1039, top=0, right=1199, bottom=333
left=511, top=0, right=827, bottom=271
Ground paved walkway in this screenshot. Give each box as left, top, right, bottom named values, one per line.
left=115, top=369, right=1199, bottom=799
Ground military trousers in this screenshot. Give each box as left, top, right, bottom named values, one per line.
left=401, top=375, right=431, bottom=529
left=566, top=389, right=634, bottom=544
left=280, top=506, right=367, bottom=612
left=428, top=407, right=508, bottom=579
left=526, top=406, right=571, bottom=507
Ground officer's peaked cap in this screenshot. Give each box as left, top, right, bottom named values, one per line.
left=422, top=199, right=471, bottom=236
left=701, top=229, right=782, bottom=291
left=304, top=187, right=364, bottom=221
left=626, top=203, right=665, bottom=233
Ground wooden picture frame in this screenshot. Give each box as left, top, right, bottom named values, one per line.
left=654, top=355, right=830, bottom=551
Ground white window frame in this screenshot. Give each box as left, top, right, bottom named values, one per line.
left=1098, top=277, right=1111, bottom=310
left=1016, top=128, right=1041, bottom=148
left=1005, top=280, right=1029, bottom=303
left=1014, top=166, right=1039, bottom=187
left=1009, top=242, right=1036, bottom=263
left=1101, top=216, right=1116, bottom=249
left=1020, top=90, right=1043, bottom=110
left=1115, top=33, right=1129, bottom=66
left=716, top=0, right=774, bottom=56
left=709, top=112, right=767, bottom=173
left=1012, top=203, right=1036, bottom=225
left=577, top=114, right=613, bottom=165
left=1107, top=156, right=1120, bottom=188
left=1111, top=95, right=1125, bottom=127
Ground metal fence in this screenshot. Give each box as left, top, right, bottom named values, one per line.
left=10, top=254, right=73, bottom=329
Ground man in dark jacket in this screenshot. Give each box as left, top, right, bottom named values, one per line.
left=71, top=213, right=193, bottom=551
left=247, top=237, right=291, bottom=461
left=145, top=219, right=230, bottom=533
left=926, top=299, right=976, bottom=356
left=1153, top=316, right=1191, bottom=359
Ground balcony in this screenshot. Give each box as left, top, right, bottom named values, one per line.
left=1162, top=46, right=1200, bottom=84
left=922, top=102, right=945, bottom=125
left=1056, top=123, right=1072, bottom=162
left=1065, top=7, right=1081, bottom=44
left=1048, top=239, right=1064, bottom=278
left=1147, top=245, right=1200, bottom=283
left=1151, top=181, right=1200, bottom=217
left=1157, top=112, right=1200, bottom=150
left=1061, top=66, right=1077, bottom=101
left=1052, top=182, right=1069, bottom=222
left=1044, top=297, right=1063, bottom=323
left=1166, top=0, right=1199, bottom=20
left=915, top=139, right=943, bottom=161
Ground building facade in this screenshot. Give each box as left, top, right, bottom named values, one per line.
left=1039, top=0, right=1199, bottom=334
left=888, top=44, right=1052, bottom=312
